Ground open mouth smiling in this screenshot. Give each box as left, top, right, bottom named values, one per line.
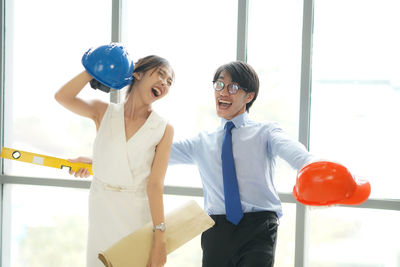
left=152, top=87, right=162, bottom=98
left=218, top=99, right=232, bottom=108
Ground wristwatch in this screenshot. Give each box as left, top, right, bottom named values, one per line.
left=153, top=222, right=166, bottom=232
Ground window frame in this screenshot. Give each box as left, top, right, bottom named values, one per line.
left=0, top=1, right=399, bottom=267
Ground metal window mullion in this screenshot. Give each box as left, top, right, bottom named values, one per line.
left=0, top=0, right=6, bottom=263
left=2, top=175, right=398, bottom=211
left=296, top=0, right=314, bottom=267
left=0, top=175, right=205, bottom=197
left=110, top=0, right=122, bottom=104
left=298, top=3, right=314, bottom=149
left=2, top=175, right=399, bottom=211
left=0, top=0, right=4, bottom=171
left=236, top=0, right=248, bottom=62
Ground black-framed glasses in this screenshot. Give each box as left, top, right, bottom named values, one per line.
left=213, top=81, right=248, bottom=95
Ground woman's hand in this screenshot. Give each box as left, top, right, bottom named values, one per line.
left=67, top=157, right=92, bottom=178
left=146, top=233, right=167, bottom=267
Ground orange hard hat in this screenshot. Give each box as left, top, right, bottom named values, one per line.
left=293, top=161, right=371, bottom=206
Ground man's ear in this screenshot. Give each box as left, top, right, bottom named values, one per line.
left=133, top=72, right=143, bottom=80
left=245, top=92, right=255, bottom=104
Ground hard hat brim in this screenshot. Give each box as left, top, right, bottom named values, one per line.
left=338, top=179, right=371, bottom=205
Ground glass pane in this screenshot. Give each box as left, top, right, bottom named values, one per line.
left=3, top=0, right=111, bottom=178
left=274, top=203, right=296, bottom=267
left=248, top=0, right=304, bottom=192
left=311, top=0, right=400, bottom=199
left=164, top=195, right=204, bottom=266
left=308, top=206, right=400, bottom=266
left=122, top=0, right=238, bottom=187
left=2, top=184, right=89, bottom=267
left=2, top=184, right=206, bottom=267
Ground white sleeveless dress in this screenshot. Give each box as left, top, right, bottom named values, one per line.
left=86, top=102, right=167, bottom=267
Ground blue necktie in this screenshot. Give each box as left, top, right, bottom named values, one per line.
left=221, top=121, right=243, bottom=225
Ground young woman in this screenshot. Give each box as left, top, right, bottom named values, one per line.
left=55, top=55, right=174, bottom=267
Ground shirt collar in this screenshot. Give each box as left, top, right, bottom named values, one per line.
left=220, top=112, right=249, bottom=129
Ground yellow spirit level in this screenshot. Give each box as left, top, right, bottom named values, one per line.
left=1, top=147, right=93, bottom=175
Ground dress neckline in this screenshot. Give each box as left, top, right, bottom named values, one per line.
left=122, top=104, right=154, bottom=143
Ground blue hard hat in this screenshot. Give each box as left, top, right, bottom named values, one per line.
left=82, top=43, right=134, bottom=90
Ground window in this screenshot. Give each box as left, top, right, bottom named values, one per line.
left=2, top=0, right=111, bottom=265
left=163, top=195, right=204, bottom=266
left=308, top=207, right=400, bottom=266
left=122, top=0, right=238, bottom=188
left=310, top=0, right=400, bottom=200
left=248, top=0, right=304, bottom=193
left=309, top=0, right=400, bottom=265
left=1, top=1, right=399, bottom=267
left=247, top=2, right=304, bottom=265
left=3, top=0, right=111, bottom=178
left=3, top=185, right=88, bottom=267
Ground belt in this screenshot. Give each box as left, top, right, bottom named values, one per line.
left=93, top=177, right=145, bottom=193
left=210, top=210, right=278, bottom=224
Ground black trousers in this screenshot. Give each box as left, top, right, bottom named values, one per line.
left=201, top=211, right=279, bottom=267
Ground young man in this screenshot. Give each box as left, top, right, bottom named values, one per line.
left=169, top=61, right=314, bottom=267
